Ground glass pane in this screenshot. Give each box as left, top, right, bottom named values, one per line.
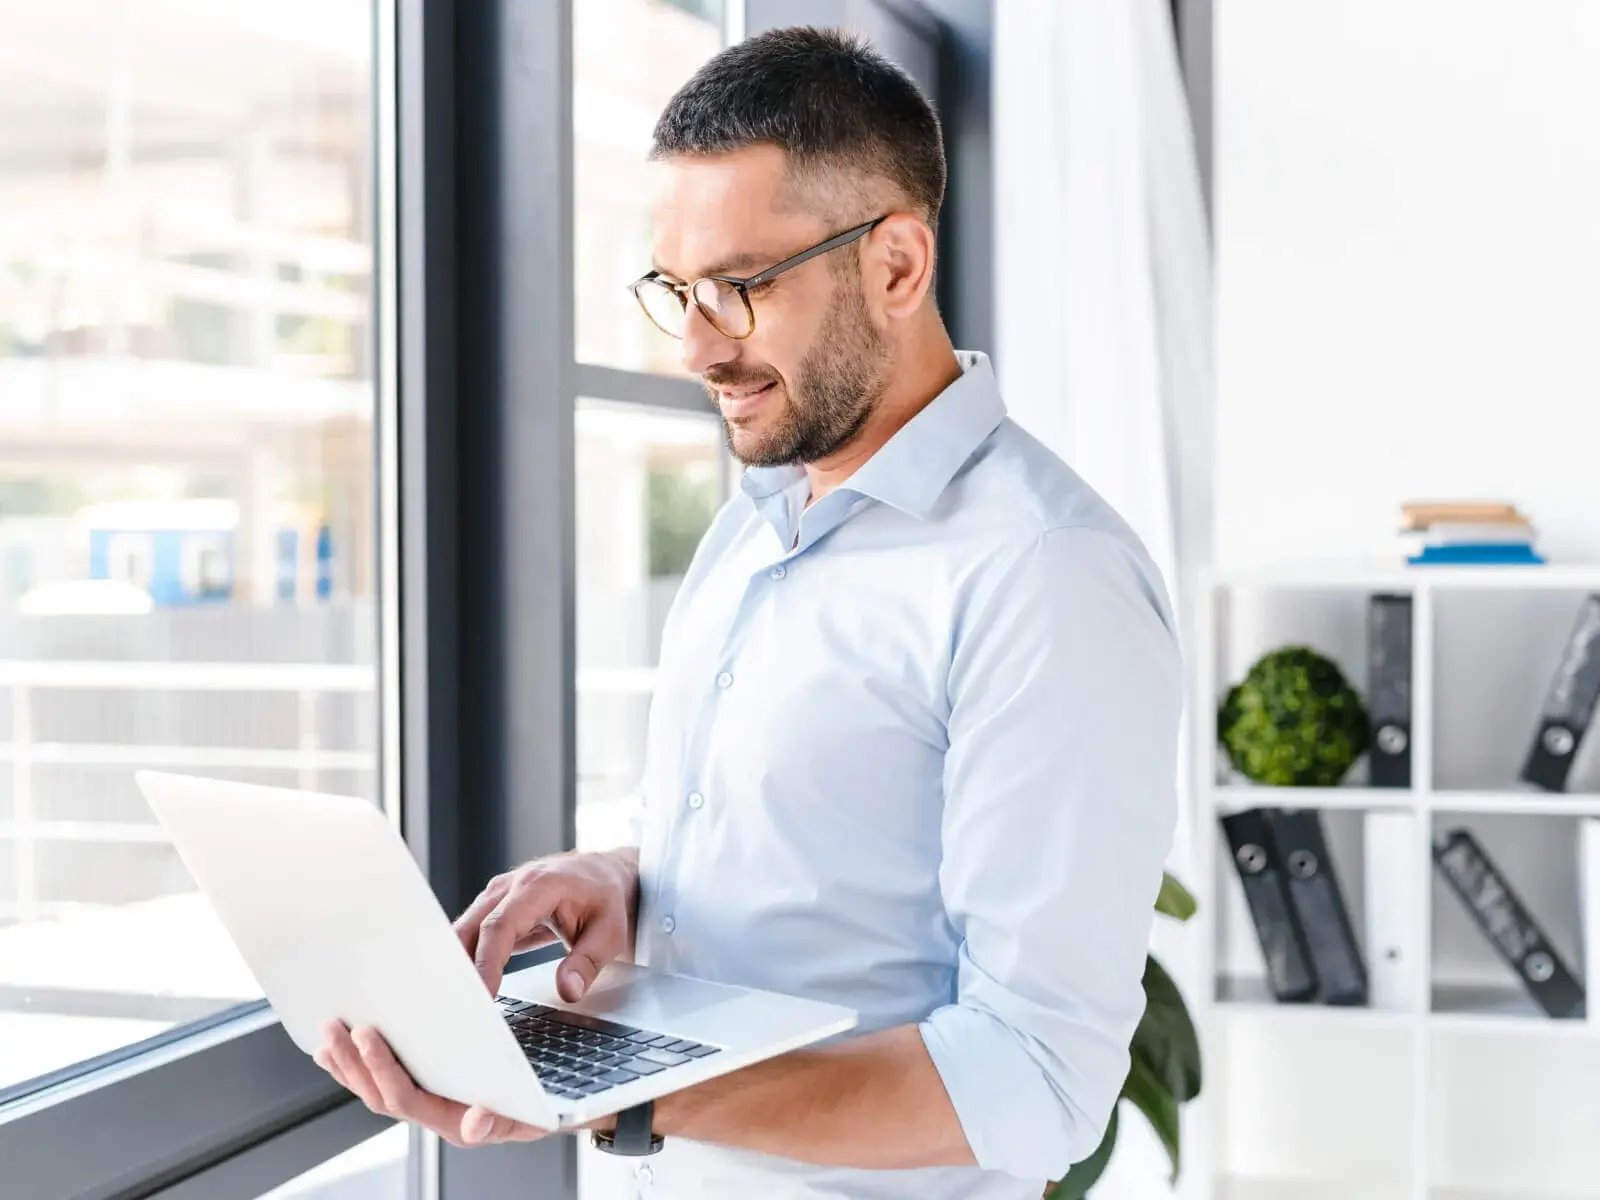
left=573, top=0, right=725, bottom=375
left=257, top=1124, right=409, bottom=1199
left=575, top=400, right=724, bottom=851
left=0, top=2, right=379, bottom=1095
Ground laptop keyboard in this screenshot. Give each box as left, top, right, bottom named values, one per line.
left=495, top=996, right=721, bottom=1100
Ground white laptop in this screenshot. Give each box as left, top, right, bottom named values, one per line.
left=134, top=770, right=857, bottom=1131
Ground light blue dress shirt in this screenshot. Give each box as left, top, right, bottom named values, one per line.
left=609, top=351, right=1182, bottom=1199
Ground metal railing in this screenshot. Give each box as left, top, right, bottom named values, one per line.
left=0, top=659, right=667, bottom=923
left=0, top=660, right=379, bottom=923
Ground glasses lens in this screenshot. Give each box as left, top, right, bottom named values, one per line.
left=690, top=277, right=753, bottom=338
left=634, top=278, right=687, bottom=338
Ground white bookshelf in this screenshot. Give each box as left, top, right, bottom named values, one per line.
left=1191, top=563, right=1600, bottom=1200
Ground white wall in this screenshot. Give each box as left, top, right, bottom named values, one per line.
left=1216, top=0, right=1600, bottom=570
left=1207, top=6, right=1600, bottom=1197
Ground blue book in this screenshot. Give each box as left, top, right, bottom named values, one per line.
left=1408, top=544, right=1546, bottom=566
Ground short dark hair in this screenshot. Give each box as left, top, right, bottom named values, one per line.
left=650, top=26, right=946, bottom=234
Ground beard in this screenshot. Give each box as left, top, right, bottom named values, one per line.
left=709, top=270, right=890, bottom=468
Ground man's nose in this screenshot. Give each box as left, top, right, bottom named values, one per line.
left=680, top=301, right=739, bottom=377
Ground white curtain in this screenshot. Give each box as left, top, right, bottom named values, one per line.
left=993, top=1, right=1215, bottom=1195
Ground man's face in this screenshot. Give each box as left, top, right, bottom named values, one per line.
left=647, top=144, right=889, bottom=467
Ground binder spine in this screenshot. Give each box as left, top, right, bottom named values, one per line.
left=1368, top=593, right=1413, bottom=789
left=1269, top=808, right=1369, bottom=1006
left=1364, top=811, right=1418, bottom=1010
left=1433, top=829, right=1585, bottom=1019
left=1520, top=594, right=1600, bottom=793
left=1221, top=808, right=1318, bottom=1002
left=1583, top=819, right=1600, bottom=1028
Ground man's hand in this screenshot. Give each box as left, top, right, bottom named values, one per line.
left=311, top=848, right=639, bottom=1143
left=454, top=847, right=639, bottom=1000
left=313, top=1019, right=553, bottom=1148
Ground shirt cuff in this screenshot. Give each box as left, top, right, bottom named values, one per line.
left=919, top=1001, right=1112, bottom=1181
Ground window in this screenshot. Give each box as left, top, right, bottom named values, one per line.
left=0, top=0, right=380, bottom=1101
left=573, top=0, right=726, bottom=375
left=575, top=401, right=725, bottom=851
left=570, top=0, right=733, bottom=869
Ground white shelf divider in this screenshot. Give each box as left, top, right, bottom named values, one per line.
left=1213, top=786, right=1600, bottom=817
left=1426, top=790, right=1600, bottom=817
left=1408, top=583, right=1434, bottom=1200
left=1212, top=784, right=1416, bottom=812
left=1211, top=561, right=1600, bottom=593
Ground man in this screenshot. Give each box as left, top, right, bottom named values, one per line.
left=317, top=26, right=1182, bottom=1199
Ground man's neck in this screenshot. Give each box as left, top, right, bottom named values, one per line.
left=801, top=332, right=963, bottom=509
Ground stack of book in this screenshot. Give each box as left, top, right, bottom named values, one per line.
left=1400, top=500, right=1545, bottom=566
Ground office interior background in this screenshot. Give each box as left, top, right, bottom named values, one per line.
left=2, top=1, right=1598, bottom=1197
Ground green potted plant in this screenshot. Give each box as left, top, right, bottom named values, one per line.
left=1218, top=646, right=1369, bottom=786
left=1047, top=872, right=1202, bottom=1198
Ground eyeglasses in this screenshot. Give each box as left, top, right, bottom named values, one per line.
left=629, top=215, right=888, bottom=341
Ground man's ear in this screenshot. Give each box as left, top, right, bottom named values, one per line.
left=868, top=213, right=936, bottom=321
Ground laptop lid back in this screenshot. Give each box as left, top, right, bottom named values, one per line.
left=135, top=770, right=553, bottom=1127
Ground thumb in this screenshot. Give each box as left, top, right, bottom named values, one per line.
left=557, top=919, right=622, bottom=1002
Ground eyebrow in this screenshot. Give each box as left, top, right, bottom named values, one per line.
left=652, top=248, right=776, bottom=281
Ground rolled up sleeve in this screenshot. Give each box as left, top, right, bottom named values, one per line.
left=919, top=525, right=1182, bottom=1181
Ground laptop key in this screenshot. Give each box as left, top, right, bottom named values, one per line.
left=621, top=1059, right=665, bottom=1075
left=684, top=1045, right=720, bottom=1058
left=558, top=1012, right=642, bottom=1038
left=598, top=1068, right=639, bottom=1085
left=662, top=1040, right=699, bottom=1054
left=644, top=1035, right=678, bottom=1048
left=554, top=1011, right=610, bottom=1033
left=625, top=1030, right=658, bottom=1044
left=634, top=1047, right=689, bottom=1067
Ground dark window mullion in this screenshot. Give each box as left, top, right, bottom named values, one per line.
left=143, top=1099, right=394, bottom=1200
left=396, top=0, right=580, bottom=1193
left=0, top=1015, right=347, bottom=1200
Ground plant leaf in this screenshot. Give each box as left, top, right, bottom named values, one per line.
left=1155, top=872, right=1197, bottom=922
left=1046, top=1101, right=1119, bottom=1200
left=1131, top=954, right=1202, bottom=1102
left=1123, top=1052, right=1181, bottom=1184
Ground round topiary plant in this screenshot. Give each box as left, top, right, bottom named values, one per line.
left=1218, top=646, right=1370, bottom=786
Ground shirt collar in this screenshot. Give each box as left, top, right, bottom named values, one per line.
left=738, top=350, right=1006, bottom=521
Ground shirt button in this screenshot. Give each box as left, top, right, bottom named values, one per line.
left=660, top=915, right=676, bottom=934
left=635, top=1163, right=654, bottom=1185
left=715, top=670, right=734, bottom=689
left=770, top=564, right=787, bottom=580
left=687, top=791, right=705, bottom=810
